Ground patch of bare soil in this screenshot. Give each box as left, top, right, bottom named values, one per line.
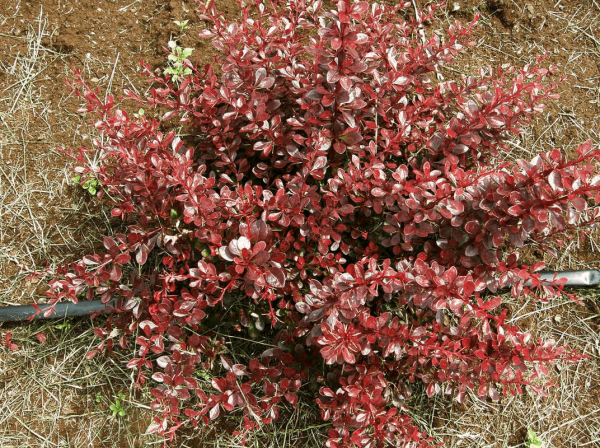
left=0, top=0, right=599, bottom=447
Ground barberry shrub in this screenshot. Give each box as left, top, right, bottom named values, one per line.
left=38, top=0, right=599, bottom=446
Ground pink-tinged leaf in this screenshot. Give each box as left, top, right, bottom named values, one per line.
left=219, top=246, right=234, bottom=262
left=312, top=156, right=328, bottom=172
left=507, top=205, right=523, bottom=217
left=465, top=221, right=480, bottom=235
left=482, top=296, right=502, bottom=311
left=177, top=388, right=191, bottom=400
left=198, top=30, right=216, bottom=38
left=220, top=356, right=233, bottom=371
left=339, top=77, right=352, bottom=91
left=253, top=141, right=273, bottom=154
left=209, top=405, right=220, bottom=420
left=426, top=383, right=435, bottom=398
left=237, top=236, right=251, bottom=252
left=548, top=170, right=562, bottom=191
left=411, top=327, right=426, bottom=338
left=83, top=255, right=99, bottom=266
left=531, top=261, right=545, bottom=272
left=449, top=298, right=464, bottom=311
left=103, top=237, right=117, bottom=250
left=341, top=131, right=362, bottom=146
left=85, top=350, right=98, bottom=360
left=114, top=253, right=131, bottom=264
left=110, top=264, right=122, bottom=282
left=305, top=89, right=322, bottom=101
left=232, top=364, right=248, bottom=376
left=258, top=77, right=275, bottom=89
left=341, top=347, right=356, bottom=364
left=35, top=332, right=47, bottom=344
left=393, top=75, right=410, bottom=86
left=339, top=204, right=355, bottom=214
left=284, top=392, right=298, bottom=405
left=480, top=247, right=498, bottom=265
left=266, top=268, right=285, bottom=288
left=371, top=187, right=386, bottom=197
left=203, top=88, right=219, bottom=102
left=162, top=110, right=177, bottom=121
left=351, top=1, right=368, bottom=15
left=295, top=302, right=311, bottom=314
left=572, top=197, right=586, bottom=211
left=152, top=372, right=166, bottom=383
left=255, top=67, right=267, bottom=84
left=488, top=387, right=500, bottom=401
left=492, top=231, right=505, bottom=247
left=486, top=114, right=505, bottom=128
left=156, top=356, right=170, bottom=368
left=447, top=199, right=464, bottom=215
left=136, top=244, right=149, bottom=265
left=126, top=358, right=141, bottom=369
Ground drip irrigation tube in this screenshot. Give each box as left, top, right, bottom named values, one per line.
left=0, top=299, right=117, bottom=323
left=527, top=270, right=600, bottom=286
left=0, top=271, right=598, bottom=323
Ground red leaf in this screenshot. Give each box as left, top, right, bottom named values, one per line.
left=482, top=296, right=502, bottom=311
left=312, top=156, right=328, bottom=172
left=114, top=253, right=131, bottom=264
left=136, top=244, right=149, bottom=265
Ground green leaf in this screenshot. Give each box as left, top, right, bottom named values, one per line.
left=525, top=428, right=545, bottom=448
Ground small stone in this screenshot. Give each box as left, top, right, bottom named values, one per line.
left=453, top=2, right=460, bottom=11
left=554, top=315, right=562, bottom=323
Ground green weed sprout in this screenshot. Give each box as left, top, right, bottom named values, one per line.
left=174, top=20, right=189, bottom=31
left=71, top=175, right=101, bottom=196
left=54, top=321, right=71, bottom=331
left=164, top=41, right=193, bottom=83
left=525, top=428, right=546, bottom=448
left=109, top=392, right=127, bottom=418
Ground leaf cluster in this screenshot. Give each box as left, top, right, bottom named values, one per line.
left=36, top=0, right=600, bottom=446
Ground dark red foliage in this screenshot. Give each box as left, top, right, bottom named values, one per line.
left=35, top=0, right=598, bottom=446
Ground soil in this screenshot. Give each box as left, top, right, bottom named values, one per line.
left=1, top=0, right=599, bottom=447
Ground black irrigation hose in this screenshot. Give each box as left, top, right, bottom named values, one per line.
left=0, top=299, right=117, bottom=323
left=0, top=271, right=598, bottom=323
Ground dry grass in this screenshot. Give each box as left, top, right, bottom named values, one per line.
left=1, top=0, right=600, bottom=447
left=0, top=4, right=161, bottom=447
